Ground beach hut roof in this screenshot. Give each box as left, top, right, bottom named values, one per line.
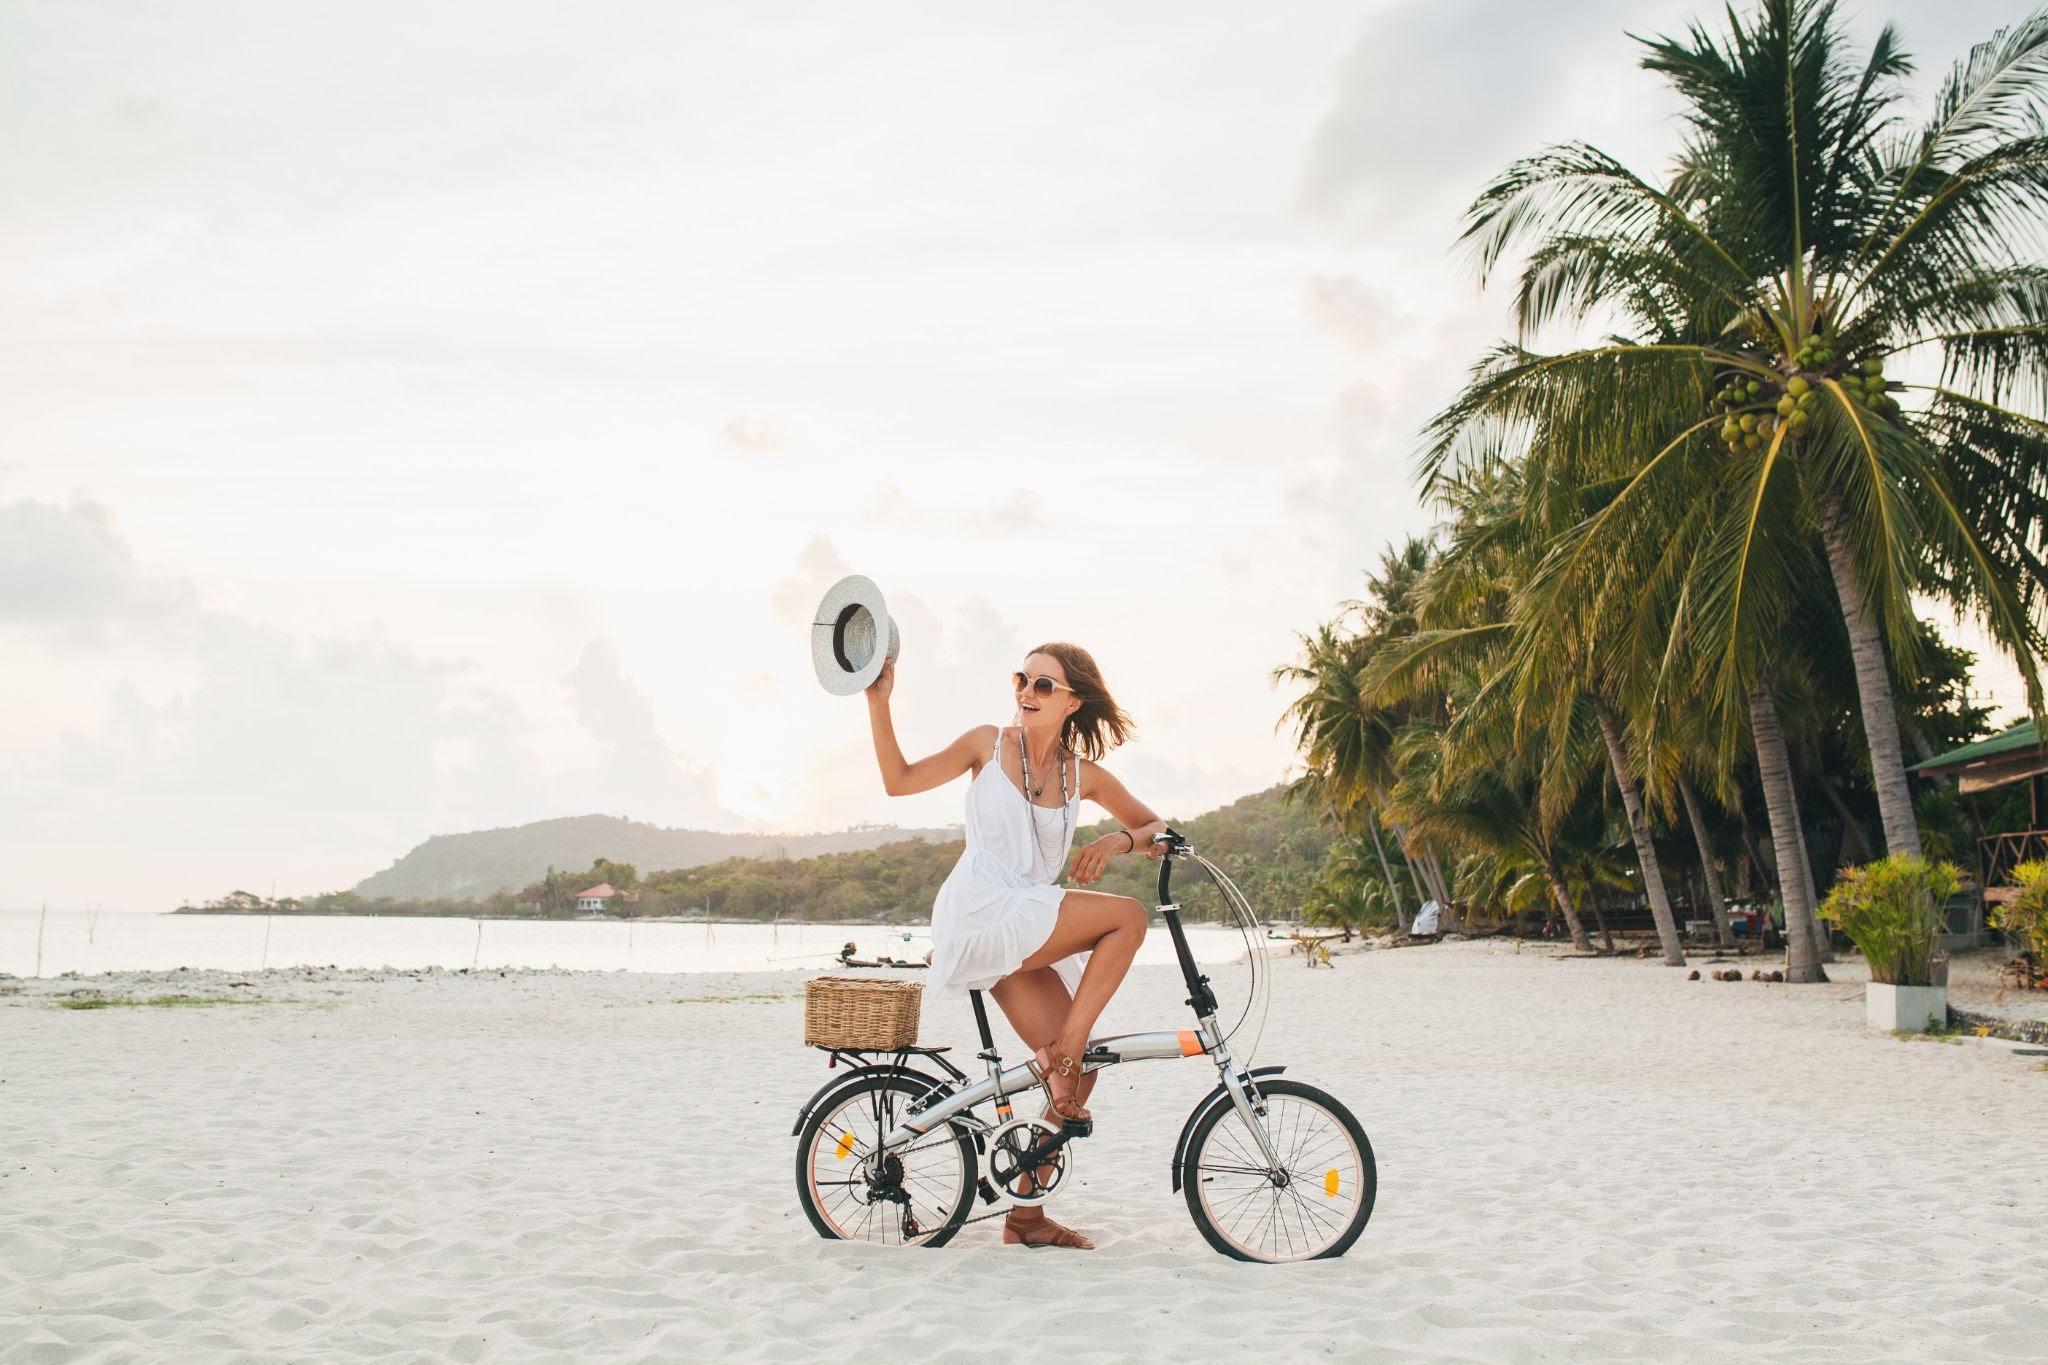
left=574, top=883, right=617, bottom=899
left=1909, top=720, right=2047, bottom=792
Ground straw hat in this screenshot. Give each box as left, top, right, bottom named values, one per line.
left=811, top=574, right=900, bottom=695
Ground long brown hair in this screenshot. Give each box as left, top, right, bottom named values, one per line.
left=1029, top=641, right=1134, bottom=762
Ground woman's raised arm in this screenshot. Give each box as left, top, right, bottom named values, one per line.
left=865, top=660, right=991, bottom=797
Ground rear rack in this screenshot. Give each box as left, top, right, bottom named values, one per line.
left=812, top=1043, right=968, bottom=1081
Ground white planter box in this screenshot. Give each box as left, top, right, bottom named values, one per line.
left=1867, top=982, right=1947, bottom=1033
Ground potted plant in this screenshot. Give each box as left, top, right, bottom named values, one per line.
left=1988, top=860, right=2048, bottom=989
left=1817, top=855, right=1962, bottom=1032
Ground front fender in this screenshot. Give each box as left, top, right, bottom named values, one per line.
left=1169, top=1066, right=1286, bottom=1192
left=790, top=1064, right=953, bottom=1138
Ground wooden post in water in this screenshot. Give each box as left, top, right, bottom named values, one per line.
left=262, top=914, right=273, bottom=971
left=35, top=902, right=47, bottom=978
left=472, top=919, right=484, bottom=969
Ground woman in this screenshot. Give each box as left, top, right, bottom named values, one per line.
left=864, top=642, right=1165, bottom=1250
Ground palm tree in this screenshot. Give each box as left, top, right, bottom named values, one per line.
left=1303, top=852, right=1397, bottom=940
left=1392, top=715, right=1601, bottom=953
left=1429, top=0, right=2048, bottom=872
left=1275, top=546, right=1457, bottom=920
left=1366, top=466, right=1694, bottom=963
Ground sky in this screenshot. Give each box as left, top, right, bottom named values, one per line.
left=1, top=0, right=2034, bottom=908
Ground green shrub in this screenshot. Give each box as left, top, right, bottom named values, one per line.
left=1989, top=860, right=2048, bottom=962
left=1818, top=855, right=1962, bottom=986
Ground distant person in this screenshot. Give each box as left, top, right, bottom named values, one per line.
left=863, top=643, right=1165, bottom=1250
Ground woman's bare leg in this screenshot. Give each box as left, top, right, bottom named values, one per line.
left=1017, top=890, right=1146, bottom=1068
left=988, top=967, right=1101, bottom=1110
left=988, top=967, right=1098, bottom=1249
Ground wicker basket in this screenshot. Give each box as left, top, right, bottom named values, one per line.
left=803, top=975, right=924, bottom=1050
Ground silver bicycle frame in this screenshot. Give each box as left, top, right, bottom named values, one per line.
left=876, top=1017, right=1282, bottom=1172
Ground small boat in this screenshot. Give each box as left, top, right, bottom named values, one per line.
left=834, top=942, right=929, bottom=970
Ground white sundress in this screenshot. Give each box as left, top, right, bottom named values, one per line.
left=927, top=727, right=1094, bottom=1002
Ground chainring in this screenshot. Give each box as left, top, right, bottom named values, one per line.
left=985, top=1116, right=1075, bottom=1208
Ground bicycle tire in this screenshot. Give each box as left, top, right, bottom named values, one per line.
left=1180, top=1078, right=1375, bottom=1262
left=795, top=1072, right=977, bottom=1248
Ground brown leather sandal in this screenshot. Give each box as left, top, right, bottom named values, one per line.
left=1029, top=1045, right=1091, bottom=1124
left=1003, top=1209, right=1094, bottom=1249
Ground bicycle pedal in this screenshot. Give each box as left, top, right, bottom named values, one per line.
left=1060, top=1117, right=1094, bottom=1139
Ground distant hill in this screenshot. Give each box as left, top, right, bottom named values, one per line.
left=352, top=814, right=963, bottom=900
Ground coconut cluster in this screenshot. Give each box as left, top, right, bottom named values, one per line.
left=1710, top=339, right=1899, bottom=455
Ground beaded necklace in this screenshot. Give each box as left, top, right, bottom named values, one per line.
left=1017, top=730, right=1072, bottom=879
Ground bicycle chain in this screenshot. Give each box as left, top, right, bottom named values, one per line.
left=887, top=1127, right=1078, bottom=1239
left=864, top=1131, right=1004, bottom=1237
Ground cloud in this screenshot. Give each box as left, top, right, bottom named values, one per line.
left=769, top=533, right=855, bottom=627
left=720, top=414, right=791, bottom=455
left=861, top=483, right=1051, bottom=536
left=1300, top=0, right=1650, bottom=229
left=0, top=496, right=194, bottom=638
left=1306, top=274, right=1391, bottom=353
left=0, top=610, right=558, bottom=901
left=0, top=496, right=750, bottom=902
left=557, top=638, right=731, bottom=828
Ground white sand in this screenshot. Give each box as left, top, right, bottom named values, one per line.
left=4, top=942, right=2046, bottom=1363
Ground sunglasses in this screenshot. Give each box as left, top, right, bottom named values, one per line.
left=1012, top=671, right=1076, bottom=699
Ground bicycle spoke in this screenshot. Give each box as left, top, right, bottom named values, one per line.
left=1211, top=1120, right=1266, bottom=1173
left=1206, top=1176, right=1273, bottom=1230
left=803, top=1078, right=975, bottom=1248
left=1192, top=1092, right=1366, bottom=1261
left=1281, top=1184, right=1345, bottom=1234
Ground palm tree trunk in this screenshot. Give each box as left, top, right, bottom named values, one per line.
left=1755, top=719, right=1832, bottom=963
left=1587, top=897, right=1616, bottom=952
left=1595, top=703, right=1686, bottom=966
left=1748, top=680, right=1828, bottom=983
left=1393, top=822, right=1431, bottom=908
left=1422, top=855, right=1453, bottom=922
left=1541, top=857, right=1593, bottom=952
left=1814, top=776, right=1876, bottom=864
left=1363, top=810, right=1409, bottom=934
left=1677, top=773, right=1736, bottom=947
left=1819, top=492, right=1923, bottom=860
left=1780, top=769, right=1833, bottom=964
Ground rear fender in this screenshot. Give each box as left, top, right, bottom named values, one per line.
left=1169, top=1066, right=1286, bottom=1192
left=790, top=1065, right=954, bottom=1138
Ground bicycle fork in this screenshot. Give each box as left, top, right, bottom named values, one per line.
left=1202, top=1020, right=1285, bottom=1172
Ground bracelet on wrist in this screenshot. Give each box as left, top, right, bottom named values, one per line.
left=1119, top=830, right=1136, bottom=853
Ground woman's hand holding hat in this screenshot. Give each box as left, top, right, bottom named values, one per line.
left=865, top=656, right=896, bottom=703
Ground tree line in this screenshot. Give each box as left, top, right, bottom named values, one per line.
left=176, top=785, right=1338, bottom=923
left=1275, top=0, right=2048, bottom=977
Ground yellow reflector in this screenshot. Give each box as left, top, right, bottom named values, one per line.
left=835, top=1132, right=856, bottom=1160
left=1324, top=1169, right=1340, bottom=1197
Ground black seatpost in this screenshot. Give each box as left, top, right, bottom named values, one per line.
left=969, top=989, right=996, bottom=1052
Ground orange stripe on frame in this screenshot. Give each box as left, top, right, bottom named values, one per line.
left=1177, top=1030, right=1203, bottom=1056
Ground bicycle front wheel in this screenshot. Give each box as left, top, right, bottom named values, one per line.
left=1181, top=1078, right=1375, bottom=1262
left=796, top=1073, right=976, bottom=1248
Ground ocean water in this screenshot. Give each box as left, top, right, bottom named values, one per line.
left=0, top=909, right=1253, bottom=978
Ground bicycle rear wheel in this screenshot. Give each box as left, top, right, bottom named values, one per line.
left=1180, top=1078, right=1375, bottom=1262
left=796, top=1073, right=976, bottom=1247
